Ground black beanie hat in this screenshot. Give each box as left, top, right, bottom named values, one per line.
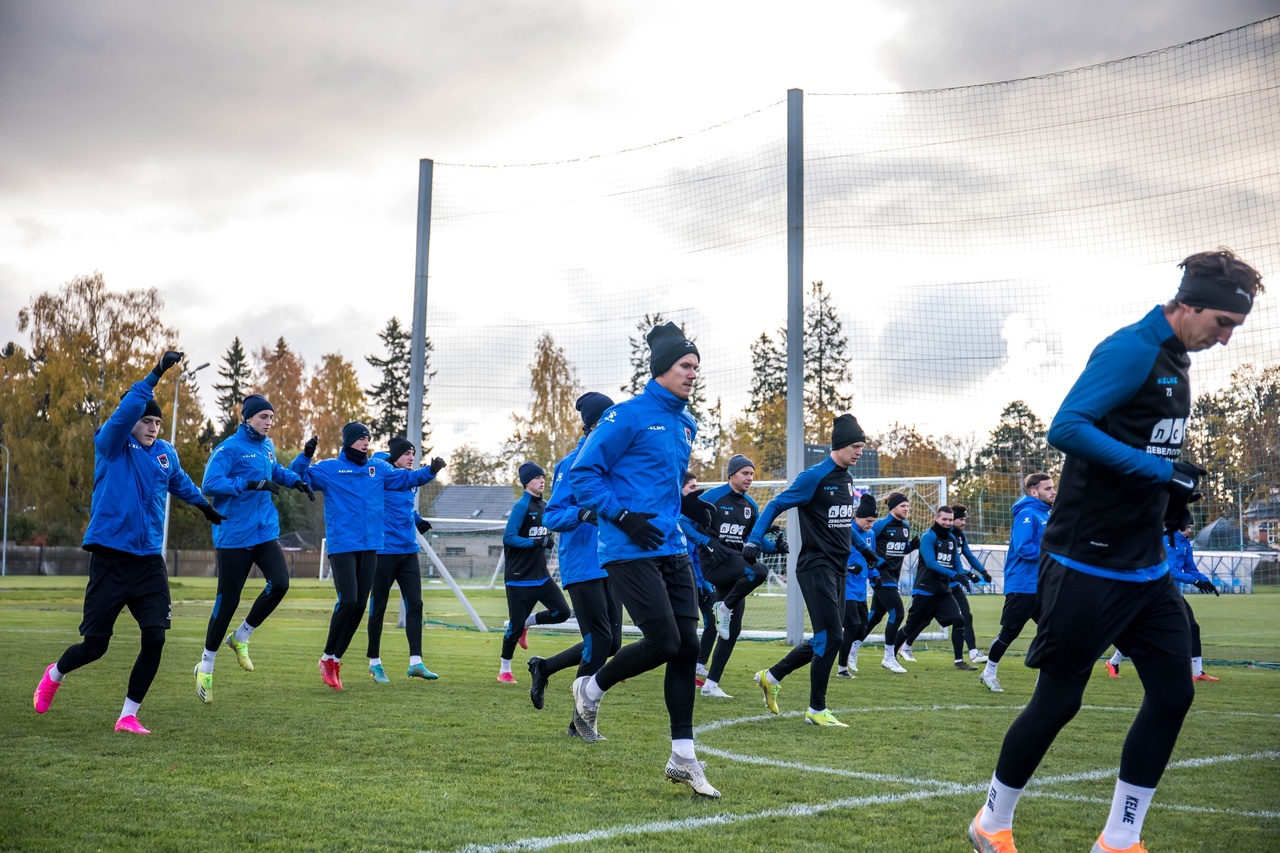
left=122, top=390, right=162, bottom=421
left=1165, top=507, right=1192, bottom=532
left=647, top=321, right=700, bottom=377
left=342, top=422, right=371, bottom=448
left=519, top=461, right=545, bottom=487
left=241, top=394, right=274, bottom=420
left=831, top=414, right=867, bottom=450
left=576, top=392, right=614, bottom=431
left=855, top=492, right=878, bottom=518
left=726, top=454, right=754, bottom=478
left=885, top=492, right=908, bottom=511
left=387, top=436, right=414, bottom=465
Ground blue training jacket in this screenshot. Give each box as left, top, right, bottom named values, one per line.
left=568, top=379, right=695, bottom=564
left=83, top=374, right=211, bottom=555
left=202, top=422, right=303, bottom=549
left=845, top=524, right=879, bottom=602
left=1004, top=494, right=1052, bottom=594
left=544, top=440, right=607, bottom=587
left=1166, top=530, right=1210, bottom=588
left=372, top=450, right=427, bottom=556
left=290, top=450, right=436, bottom=555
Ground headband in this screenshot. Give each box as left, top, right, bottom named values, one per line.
left=1176, top=273, right=1254, bottom=315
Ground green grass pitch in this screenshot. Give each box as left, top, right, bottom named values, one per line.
left=2, top=577, right=1277, bottom=851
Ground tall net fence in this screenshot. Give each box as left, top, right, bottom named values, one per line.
left=425, top=20, right=1279, bottom=577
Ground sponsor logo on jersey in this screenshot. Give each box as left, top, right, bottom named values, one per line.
left=743, top=506, right=752, bottom=519
left=648, top=425, right=666, bottom=431
left=157, top=453, right=170, bottom=469
left=1156, top=377, right=1178, bottom=385
left=601, top=410, right=617, bottom=423
left=368, top=466, right=376, bottom=477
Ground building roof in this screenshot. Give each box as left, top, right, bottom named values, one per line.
left=426, top=484, right=519, bottom=532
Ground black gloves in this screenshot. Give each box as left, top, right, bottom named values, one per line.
left=542, top=534, right=555, bottom=550
left=293, top=480, right=315, bottom=501
left=774, top=534, right=790, bottom=556
left=577, top=508, right=598, bottom=525
left=741, top=542, right=761, bottom=564
left=981, top=569, right=993, bottom=584
left=416, top=518, right=432, bottom=534
left=429, top=457, right=447, bottom=474
left=245, top=479, right=280, bottom=494
left=908, top=535, right=920, bottom=551
left=1194, top=579, right=1219, bottom=596
left=680, top=489, right=712, bottom=528
left=200, top=504, right=227, bottom=525
left=1167, top=460, right=1208, bottom=504
left=870, top=573, right=883, bottom=589
left=303, top=435, right=319, bottom=459
left=614, top=510, right=663, bottom=550
left=955, top=573, right=972, bottom=592
left=154, top=350, right=184, bottom=377
left=848, top=562, right=864, bottom=576
left=700, top=536, right=729, bottom=564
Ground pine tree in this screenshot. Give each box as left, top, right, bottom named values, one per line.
left=622, top=312, right=667, bottom=398
left=366, top=317, right=433, bottom=444
left=803, top=280, right=853, bottom=414
left=212, top=336, right=252, bottom=440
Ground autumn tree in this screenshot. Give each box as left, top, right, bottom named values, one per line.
left=449, top=443, right=507, bottom=485
left=366, top=317, right=434, bottom=446
left=1, top=272, right=181, bottom=544
left=506, top=333, right=582, bottom=471
left=254, top=338, right=307, bottom=451
left=305, top=353, right=369, bottom=458
left=212, top=336, right=253, bottom=440
left=878, top=423, right=954, bottom=480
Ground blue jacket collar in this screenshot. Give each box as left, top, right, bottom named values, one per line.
left=643, top=378, right=688, bottom=413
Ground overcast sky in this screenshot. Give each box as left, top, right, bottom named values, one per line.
left=2, top=1, right=1275, bottom=458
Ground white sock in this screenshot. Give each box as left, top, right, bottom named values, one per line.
left=49, top=665, right=65, bottom=683
left=524, top=613, right=539, bottom=628
left=233, top=620, right=255, bottom=643
left=409, top=655, right=423, bottom=666
left=970, top=648, right=982, bottom=660
left=1109, top=650, right=1124, bottom=666
left=703, top=679, right=718, bottom=690
left=120, top=698, right=141, bottom=720
left=671, top=738, right=696, bottom=761
left=765, top=670, right=780, bottom=686
left=979, top=774, right=1023, bottom=833
left=852, top=640, right=862, bottom=655
left=837, top=665, right=849, bottom=673
left=807, top=706, right=822, bottom=715
left=695, top=663, right=709, bottom=677
left=984, top=660, right=999, bottom=679
left=902, top=643, right=912, bottom=654
left=584, top=674, right=605, bottom=702
left=199, top=649, right=217, bottom=674
left=321, top=653, right=337, bottom=661
left=1101, top=779, right=1156, bottom=848
left=883, top=646, right=894, bottom=661
left=369, top=657, right=382, bottom=667
left=1192, top=656, right=1203, bottom=677
left=499, top=658, right=512, bottom=675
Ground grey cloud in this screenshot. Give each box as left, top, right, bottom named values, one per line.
left=870, top=1, right=1275, bottom=90
left=0, top=1, right=623, bottom=197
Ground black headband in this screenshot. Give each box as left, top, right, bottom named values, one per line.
left=1175, top=273, right=1254, bottom=315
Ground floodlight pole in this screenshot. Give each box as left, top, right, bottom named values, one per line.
left=408, top=159, right=433, bottom=461
left=160, top=362, right=209, bottom=557
left=1238, top=472, right=1262, bottom=551
left=785, top=89, right=805, bottom=645
left=0, top=442, right=9, bottom=577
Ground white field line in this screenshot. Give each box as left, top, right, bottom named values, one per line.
left=429, top=711, right=1280, bottom=853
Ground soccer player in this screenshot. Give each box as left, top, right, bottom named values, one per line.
left=969, top=249, right=1263, bottom=853
left=837, top=493, right=882, bottom=678
left=681, top=472, right=719, bottom=688
left=497, top=462, right=571, bottom=683
left=750, top=414, right=867, bottom=728
left=291, top=422, right=444, bottom=691
left=893, top=506, right=979, bottom=670
left=568, top=321, right=720, bottom=798
left=195, top=394, right=315, bottom=703
left=33, top=351, right=227, bottom=733
left=528, top=392, right=623, bottom=727
left=978, top=473, right=1055, bottom=693
left=682, top=453, right=782, bottom=698
left=365, top=437, right=440, bottom=684
left=951, top=504, right=993, bottom=666
left=866, top=492, right=917, bottom=673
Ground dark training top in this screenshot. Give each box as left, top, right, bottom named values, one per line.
left=748, top=457, right=855, bottom=573
left=914, top=522, right=960, bottom=596
left=872, top=515, right=916, bottom=586
left=503, top=492, right=551, bottom=586
left=1041, top=305, right=1191, bottom=579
